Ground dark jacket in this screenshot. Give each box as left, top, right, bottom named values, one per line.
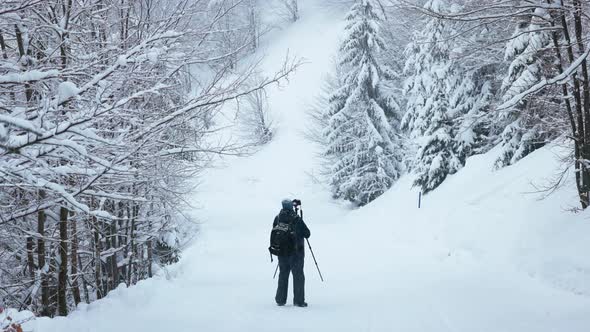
left=273, top=209, right=311, bottom=253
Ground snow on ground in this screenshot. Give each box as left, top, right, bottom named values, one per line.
left=19, top=0, right=590, bottom=331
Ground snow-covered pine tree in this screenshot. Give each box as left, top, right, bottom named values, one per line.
left=324, top=0, right=403, bottom=206
left=401, top=34, right=426, bottom=140
left=412, top=79, right=461, bottom=194
left=448, top=69, right=493, bottom=164
left=402, top=0, right=462, bottom=193
left=494, top=5, right=553, bottom=168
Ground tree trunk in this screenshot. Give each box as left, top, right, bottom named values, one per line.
left=59, top=0, right=73, bottom=69
left=37, top=193, right=50, bottom=316
left=26, top=236, right=36, bottom=279
left=548, top=0, right=582, bottom=199
left=93, top=215, right=104, bottom=300
left=79, top=256, right=90, bottom=304
left=104, top=213, right=113, bottom=292
left=572, top=0, right=590, bottom=208
left=46, top=242, right=58, bottom=316
left=127, top=201, right=138, bottom=286
left=559, top=3, right=588, bottom=208
left=292, top=0, right=299, bottom=22
left=120, top=0, right=130, bottom=50
left=70, top=214, right=81, bottom=305
left=110, top=219, right=120, bottom=287
left=0, top=31, right=16, bottom=101
left=119, top=202, right=128, bottom=279
left=147, top=239, right=153, bottom=278
left=14, top=24, right=32, bottom=102
left=0, top=31, right=7, bottom=59
left=57, top=206, right=69, bottom=316
left=248, top=1, right=258, bottom=51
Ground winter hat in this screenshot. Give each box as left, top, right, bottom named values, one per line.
left=281, top=198, right=293, bottom=210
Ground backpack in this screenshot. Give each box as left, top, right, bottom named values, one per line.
left=268, top=213, right=296, bottom=259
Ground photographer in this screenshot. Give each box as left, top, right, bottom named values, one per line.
left=272, top=198, right=311, bottom=307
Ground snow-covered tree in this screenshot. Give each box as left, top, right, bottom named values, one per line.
left=401, top=35, right=427, bottom=140
left=396, top=0, right=590, bottom=208
left=494, top=5, right=554, bottom=168
left=237, top=77, right=274, bottom=145
left=208, top=0, right=262, bottom=68
left=401, top=0, right=463, bottom=193
left=401, top=0, right=494, bottom=193
left=0, top=0, right=296, bottom=317
left=279, top=0, right=299, bottom=22
left=411, top=70, right=462, bottom=193
left=448, top=69, right=493, bottom=163
left=324, top=0, right=403, bottom=206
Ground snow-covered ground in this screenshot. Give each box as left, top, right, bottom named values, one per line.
left=15, top=0, right=590, bottom=331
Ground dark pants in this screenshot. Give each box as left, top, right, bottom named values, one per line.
left=275, top=252, right=305, bottom=305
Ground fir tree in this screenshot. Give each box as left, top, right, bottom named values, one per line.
left=324, top=0, right=403, bottom=206
left=402, top=0, right=462, bottom=193
left=448, top=70, right=493, bottom=164
left=402, top=0, right=493, bottom=193
left=412, top=81, right=462, bottom=193
left=495, top=5, right=552, bottom=168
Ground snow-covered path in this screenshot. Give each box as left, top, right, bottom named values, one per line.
left=32, top=1, right=590, bottom=331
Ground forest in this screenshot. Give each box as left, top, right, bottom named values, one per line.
left=1, top=0, right=589, bottom=322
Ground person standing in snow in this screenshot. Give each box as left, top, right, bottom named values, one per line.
left=274, top=198, right=311, bottom=307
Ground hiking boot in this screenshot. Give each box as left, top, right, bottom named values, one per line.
left=276, top=302, right=286, bottom=306
left=293, top=302, right=308, bottom=307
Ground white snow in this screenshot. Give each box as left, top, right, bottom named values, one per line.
left=1, top=307, right=35, bottom=331
left=14, top=1, right=590, bottom=331
left=0, top=69, right=59, bottom=84
left=57, top=81, right=80, bottom=103
left=0, top=114, right=43, bottom=135
left=116, top=55, right=128, bottom=67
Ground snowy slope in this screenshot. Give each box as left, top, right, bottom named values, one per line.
left=19, top=0, right=590, bottom=331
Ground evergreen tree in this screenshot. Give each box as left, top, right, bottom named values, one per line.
left=324, top=0, right=403, bottom=206
left=412, top=82, right=462, bottom=193
left=402, top=0, right=493, bottom=193
left=401, top=35, right=430, bottom=139
left=402, top=0, right=462, bottom=193
left=495, top=5, right=552, bottom=168
left=448, top=70, right=493, bottom=164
